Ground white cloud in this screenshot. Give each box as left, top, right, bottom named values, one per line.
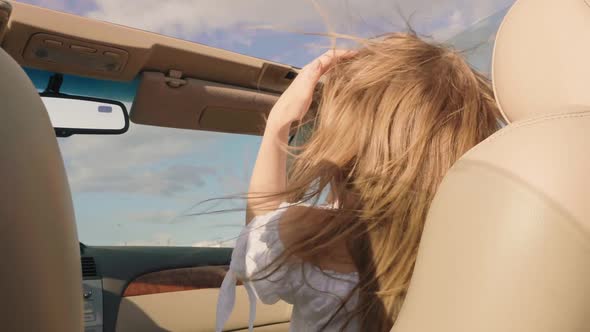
left=192, top=238, right=236, bottom=248
left=116, top=230, right=238, bottom=247
left=87, top=0, right=514, bottom=42
left=431, top=9, right=465, bottom=40
left=125, top=210, right=180, bottom=224
left=59, top=122, right=218, bottom=196
left=70, top=163, right=214, bottom=196
left=119, top=236, right=236, bottom=247
left=119, top=232, right=175, bottom=246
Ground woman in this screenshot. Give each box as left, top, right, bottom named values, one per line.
left=216, top=33, right=502, bottom=332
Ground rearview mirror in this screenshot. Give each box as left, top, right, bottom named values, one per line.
left=41, top=94, right=129, bottom=137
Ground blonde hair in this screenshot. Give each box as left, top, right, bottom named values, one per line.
left=256, top=32, right=502, bottom=331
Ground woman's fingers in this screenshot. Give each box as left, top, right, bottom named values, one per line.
left=316, top=49, right=357, bottom=76
left=301, top=49, right=357, bottom=83
left=292, top=49, right=357, bottom=99
left=267, top=49, right=357, bottom=127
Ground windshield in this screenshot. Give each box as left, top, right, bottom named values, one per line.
left=22, top=0, right=514, bottom=247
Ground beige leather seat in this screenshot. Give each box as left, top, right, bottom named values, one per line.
left=0, top=48, right=83, bottom=330
left=392, top=0, right=590, bottom=331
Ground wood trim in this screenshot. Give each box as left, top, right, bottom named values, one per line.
left=123, top=266, right=241, bottom=297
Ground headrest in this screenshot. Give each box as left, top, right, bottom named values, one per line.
left=492, top=0, right=590, bottom=123
left=0, top=47, right=83, bottom=331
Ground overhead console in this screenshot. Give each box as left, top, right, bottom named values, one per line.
left=23, top=33, right=129, bottom=74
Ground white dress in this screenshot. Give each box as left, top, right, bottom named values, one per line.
left=215, top=202, right=360, bottom=332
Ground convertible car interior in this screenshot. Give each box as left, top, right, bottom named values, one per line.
left=0, top=0, right=588, bottom=331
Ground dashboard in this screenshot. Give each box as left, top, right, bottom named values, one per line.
left=81, top=256, right=104, bottom=332
left=77, top=245, right=235, bottom=332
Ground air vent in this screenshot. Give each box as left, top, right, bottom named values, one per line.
left=81, top=257, right=97, bottom=278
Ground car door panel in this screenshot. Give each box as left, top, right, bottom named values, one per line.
left=121, top=266, right=232, bottom=297
left=81, top=246, right=291, bottom=332
left=117, top=288, right=291, bottom=332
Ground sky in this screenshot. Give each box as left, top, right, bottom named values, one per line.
left=15, top=0, right=514, bottom=247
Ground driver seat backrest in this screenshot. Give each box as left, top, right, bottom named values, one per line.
left=392, top=0, right=590, bottom=331
left=0, top=48, right=83, bottom=330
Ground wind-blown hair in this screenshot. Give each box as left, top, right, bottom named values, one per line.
left=254, top=32, right=503, bottom=331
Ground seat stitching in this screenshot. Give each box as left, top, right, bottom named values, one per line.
left=465, top=111, right=590, bottom=158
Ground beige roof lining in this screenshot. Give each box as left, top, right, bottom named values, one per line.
left=1, top=1, right=297, bottom=93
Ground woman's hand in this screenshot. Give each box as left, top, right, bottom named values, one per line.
left=266, top=49, right=356, bottom=131
left=246, top=49, right=355, bottom=224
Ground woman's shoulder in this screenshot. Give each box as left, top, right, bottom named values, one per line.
left=239, top=202, right=356, bottom=274
left=218, top=203, right=360, bottom=332
left=246, top=202, right=333, bottom=237
left=245, top=203, right=332, bottom=252
left=277, top=204, right=331, bottom=242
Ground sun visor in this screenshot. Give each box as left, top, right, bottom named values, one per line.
left=130, top=72, right=280, bottom=135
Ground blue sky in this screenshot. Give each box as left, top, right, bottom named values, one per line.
left=16, top=0, right=513, bottom=246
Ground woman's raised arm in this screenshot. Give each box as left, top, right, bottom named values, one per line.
left=245, top=50, right=354, bottom=224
